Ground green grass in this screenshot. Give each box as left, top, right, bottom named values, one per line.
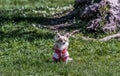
left=0, top=0, right=120, bottom=76
left=0, top=0, right=73, bottom=9
left=0, top=0, right=73, bottom=18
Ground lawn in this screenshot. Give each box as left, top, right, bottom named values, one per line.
left=0, top=0, right=120, bottom=76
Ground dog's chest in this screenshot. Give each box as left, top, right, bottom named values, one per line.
left=55, top=49, right=69, bottom=57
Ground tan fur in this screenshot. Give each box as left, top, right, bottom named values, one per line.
left=54, top=33, right=69, bottom=51
left=53, top=32, right=72, bottom=63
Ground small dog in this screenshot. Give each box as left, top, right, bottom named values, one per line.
left=52, top=32, right=74, bottom=64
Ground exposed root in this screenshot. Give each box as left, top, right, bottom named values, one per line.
left=80, top=33, right=120, bottom=41
left=99, top=33, right=120, bottom=41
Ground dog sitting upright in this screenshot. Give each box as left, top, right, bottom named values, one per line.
left=52, top=32, right=73, bottom=63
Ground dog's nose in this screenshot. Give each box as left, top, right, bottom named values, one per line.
left=63, top=42, right=65, bottom=44
left=59, top=40, right=63, bottom=42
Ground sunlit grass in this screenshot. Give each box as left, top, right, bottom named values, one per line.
left=0, top=0, right=74, bottom=9
left=0, top=0, right=74, bottom=17
left=0, top=0, right=120, bottom=76
left=0, top=22, right=120, bottom=76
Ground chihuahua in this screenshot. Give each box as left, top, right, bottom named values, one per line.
left=52, top=31, right=75, bottom=64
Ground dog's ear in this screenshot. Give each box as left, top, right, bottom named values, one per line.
left=64, top=33, right=71, bottom=38
left=56, top=32, right=61, bottom=38
left=55, top=31, right=61, bottom=38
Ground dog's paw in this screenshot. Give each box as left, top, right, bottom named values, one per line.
left=65, top=58, right=73, bottom=64
left=68, top=58, right=73, bottom=61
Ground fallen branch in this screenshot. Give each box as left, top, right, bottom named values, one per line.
left=80, top=33, right=120, bottom=41
left=99, top=33, right=120, bottom=41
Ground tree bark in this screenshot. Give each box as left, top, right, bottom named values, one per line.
left=75, top=0, right=120, bottom=33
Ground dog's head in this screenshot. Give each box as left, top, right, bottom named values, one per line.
left=54, top=32, right=71, bottom=50
left=54, top=30, right=79, bottom=51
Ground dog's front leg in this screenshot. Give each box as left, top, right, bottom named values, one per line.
left=65, top=57, right=73, bottom=64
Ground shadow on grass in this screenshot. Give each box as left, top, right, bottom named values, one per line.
left=0, top=8, right=82, bottom=35
left=0, top=8, right=76, bottom=25
left=0, top=27, right=54, bottom=41
left=0, top=10, right=76, bottom=41
left=0, top=8, right=101, bottom=39
left=13, top=16, right=70, bottom=25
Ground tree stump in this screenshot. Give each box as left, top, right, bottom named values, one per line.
left=75, top=0, right=120, bottom=33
